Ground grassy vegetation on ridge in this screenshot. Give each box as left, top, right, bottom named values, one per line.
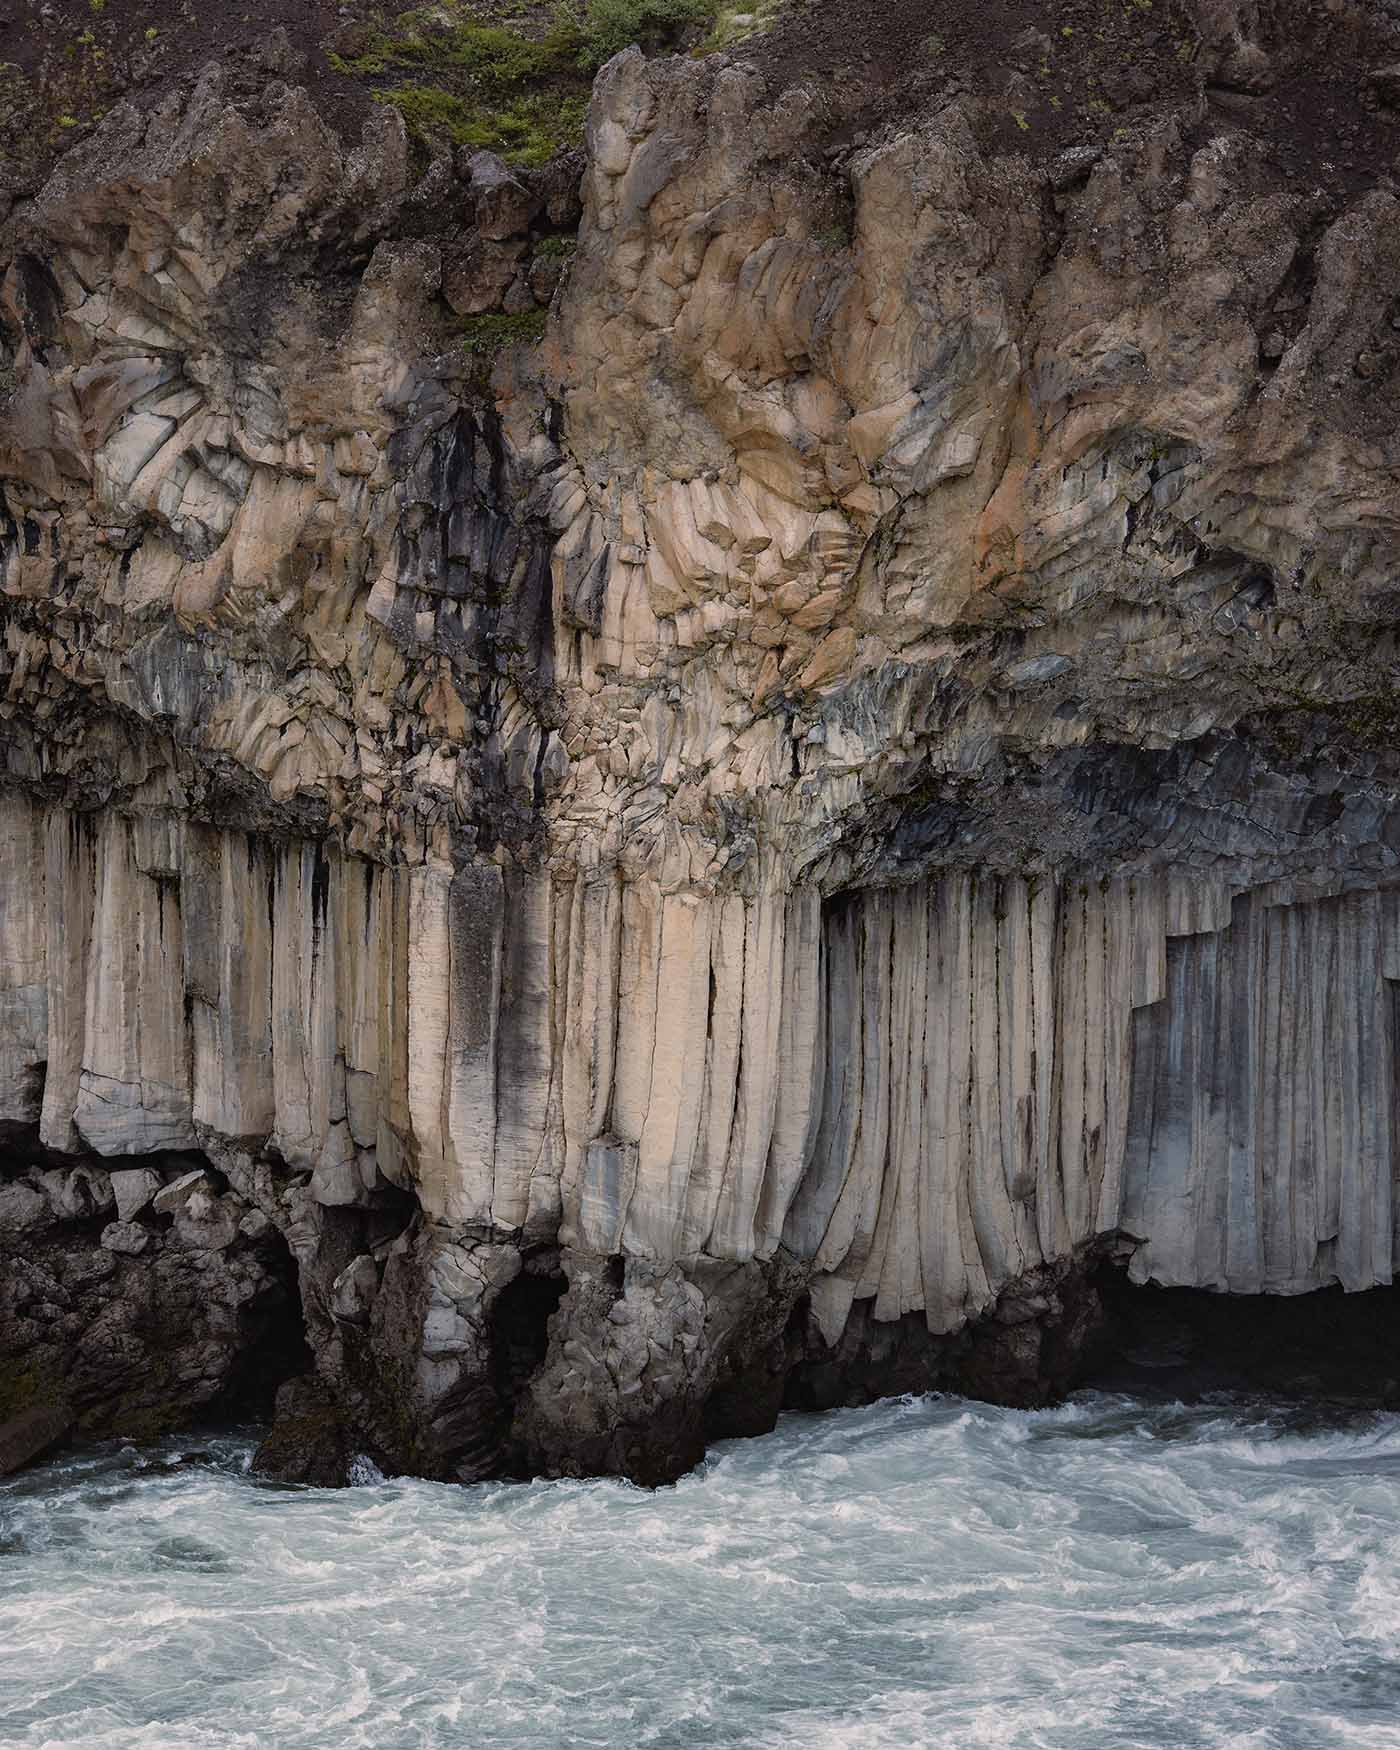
left=330, top=0, right=726, bottom=165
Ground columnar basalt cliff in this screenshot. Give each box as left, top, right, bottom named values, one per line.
left=4, top=0, right=1400, bottom=1482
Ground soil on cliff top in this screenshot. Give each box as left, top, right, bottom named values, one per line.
left=752, top=0, right=1400, bottom=196
left=0, top=0, right=379, bottom=204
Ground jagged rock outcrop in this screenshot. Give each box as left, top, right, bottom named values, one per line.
left=0, top=1142, right=302, bottom=1469
left=4, top=1, right=1400, bottom=1481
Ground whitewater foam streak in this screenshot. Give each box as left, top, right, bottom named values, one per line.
left=3, top=1394, right=1400, bottom=1748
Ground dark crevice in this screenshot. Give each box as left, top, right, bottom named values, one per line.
left=1083, top=1264, right=1400, bottom=1407
left=490, top=1256, right=567, bottom=1434
left=210, top=1222, right=314, bottom=1422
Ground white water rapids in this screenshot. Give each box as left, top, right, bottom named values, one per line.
left=3, top=1393, right=1400, bottom=1748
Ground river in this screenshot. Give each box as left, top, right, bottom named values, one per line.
left=3, top=1392, right=1399, bottom=1748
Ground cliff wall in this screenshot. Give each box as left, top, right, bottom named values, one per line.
left=3, top=0, right=1400, bottom=1479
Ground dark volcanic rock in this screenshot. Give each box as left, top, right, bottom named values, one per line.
left=251, top=1376, right=358, bottom=1488
left=0, top=1152, right=307, bottom=1449
left=0, top=1403, right=72, bottom=1477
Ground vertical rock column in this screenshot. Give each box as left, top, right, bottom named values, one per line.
left=1123, top=888, right=1400, bottom=1293
left=185, top=825, right=274, bottom=1146
left=0, top=790, right=47, bottom=1128
left=38, top=807, right=92, bottom=1154
left=558, top=883, right=817, bottom=1266
left=794, top=874, right=1164, bottom=1345
left=72, top=815, right=196, bottom=1155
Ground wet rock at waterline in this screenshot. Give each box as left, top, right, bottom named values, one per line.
left=5, top=0, right=1400, bottom=1482
left=0, top=1405, right=72, bottom=1478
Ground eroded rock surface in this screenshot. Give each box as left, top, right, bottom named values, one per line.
left=0, top=1148, right=303, bottom=1456
left=4, top=1, right=1400, bottom=1480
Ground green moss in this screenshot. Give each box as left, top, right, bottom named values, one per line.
left=111, top=1403, right=181, bottom=1442
left=330, top=5, right=597, bottom=166
left=533, top=232, right=579, bottom=258
left=374, top=82, right=586, bottom=165
left=458, top=309, right=549, bottom=357
left=0, top=32, right=123, bottom=180
left=1334, top=692, right=1400, bottom=746
left=558, top=0, right=717, bottom=67
left=694, top=0, right=783, bottom=53
left=330, top=16, right=570, bottom=83
left=330, top=0, right=740, bottom=167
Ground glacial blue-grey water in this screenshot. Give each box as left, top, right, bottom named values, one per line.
left=3, top=1393, right=1400, bottom=1749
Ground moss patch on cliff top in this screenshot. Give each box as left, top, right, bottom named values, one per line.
left=330, top=5, right=583, bottom=165
left=0, top=0, right=741, bottom=199
left=329, top=0, right=724, bottom=164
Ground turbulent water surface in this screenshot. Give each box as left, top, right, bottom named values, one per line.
left=2, top=1393, right=1399, bottom=1749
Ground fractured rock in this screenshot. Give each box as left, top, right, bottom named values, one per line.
left=38, top=1168, right=114, bottom=1223
left=110, top=1168, right=162, bottom=1223
left=171, top=1190, right=242, bottom=1253
left=331, top=1255, right=380, bottom=1325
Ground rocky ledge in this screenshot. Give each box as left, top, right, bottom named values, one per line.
left=4, top=0, right=1400, bottom=1482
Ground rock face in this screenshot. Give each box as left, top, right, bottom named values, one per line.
left=0, top=1146, right=304, bottom=1455
left=4, top=3, right=1400, bottom=1480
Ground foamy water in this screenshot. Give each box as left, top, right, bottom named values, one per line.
left=3, top=1393, right=1400, bottom=1748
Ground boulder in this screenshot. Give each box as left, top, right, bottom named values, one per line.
left=100, top=1220, right=151, bottom=1257
left=152, top=1170, right=211, bottom=1216
left=171, top=1190, right=241, bottom=1252
left=110, top=1168, right=163, bottom=1223
left=251, top=1376, right=356, bottom=1488
left=331, top=1255, right=380, bottom=1325
left=459, top=148, right=540, bottom=240
left=0, top=1182, right=49, bottom=1235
